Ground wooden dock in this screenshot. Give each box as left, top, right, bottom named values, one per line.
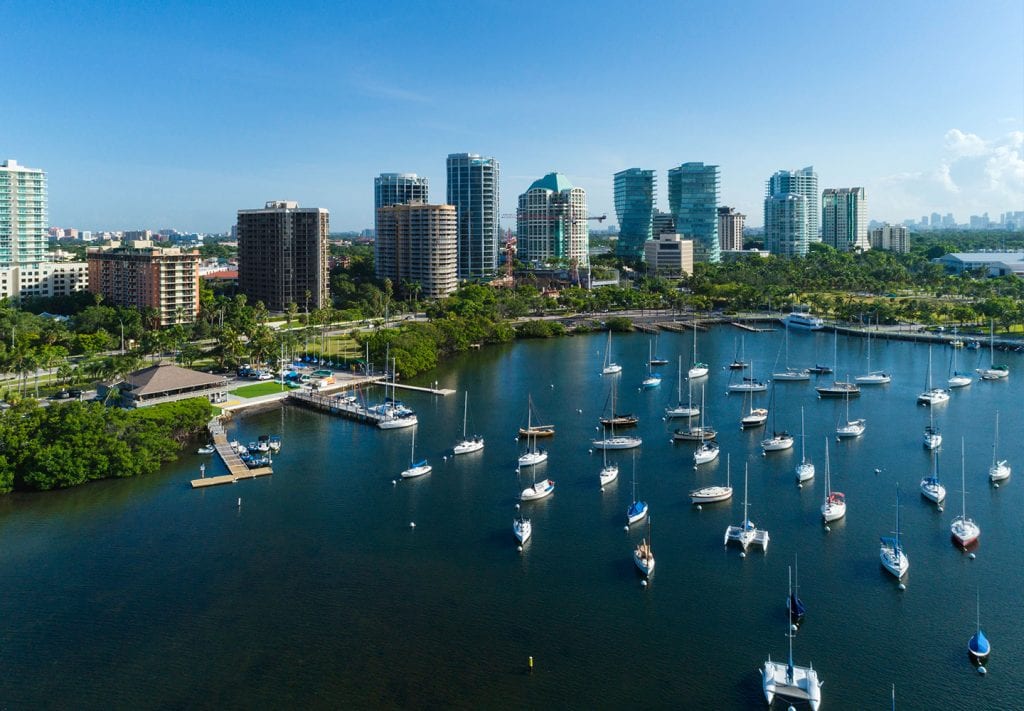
left=191, top=418, right=273, bottom=488
left=391, top=382, right=456, bottom=396
left=288, top=390, right=393, bottom=424
left=731, top=321, right=776, bottom=333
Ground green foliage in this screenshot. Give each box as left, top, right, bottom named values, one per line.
left=515, top=320, right=566, bottom=338
left=604, top=316, right=634, bottom=332
left=0, top=398, right=212, bottom=494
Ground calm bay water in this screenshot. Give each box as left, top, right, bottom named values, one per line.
left=1, top=327, right=1023, bottom=709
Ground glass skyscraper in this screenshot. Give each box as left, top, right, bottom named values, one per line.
left=446, top=153, right=500, bottom=280
left=374, top=173, right=428, bottom=212
left=766, top=167, right=819, bottom=244
left=0, top=159, right=47, bottom=267
left=613, top=168, right=655, bottom=259
left=667, top=162, right=720, bottom=263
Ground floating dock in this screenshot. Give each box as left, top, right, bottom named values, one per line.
left=191, top=418, right=273, bottom=488
left=288, top=389, right=391, bottom=423
left=731, top=321, right=776, bottom=333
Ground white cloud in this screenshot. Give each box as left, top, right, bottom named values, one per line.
left=944, top=129, right=988, bottom=158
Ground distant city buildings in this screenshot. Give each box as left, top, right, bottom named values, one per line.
left=868, top=223, right=910, bottom=253
left=764, top=166, right=818, bottom=257
left=516, top=173, right=589, bottom=267
left=87, top=240, right=200, bottom=325
left=375, top=203, right=457, bottom=298
left=643, top=233, right=693, bottom=275
left=236, top=200, right=329, bottom=312
left=668, top=162, right=720, bottom=263
left=821, top=187, right=868, bottom=252
left=613, top=168, right=655, bottom=259
left=446, top=153, right=500, bottom=281
left=717, top=207, right=745, bottom=251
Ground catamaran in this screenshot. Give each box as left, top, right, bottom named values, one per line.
left=762, top=566, right=823, bottom=711
left=687, top=320, right=709, bottom=379
left=820, top=439, right=846, bottom=522
left=453, top=391, right=484, bottom=455
left=880, top=484, right=909, bottom=579
left=601, top=330, right=622, bottom=375
left=920, top=448, right=946, bottom=505
left=400, top=428, right=432, bottom=479
left=917, top=346, right=949, bottom=406
left=626, top=452, right=648, bottom=525
left=724, top=464, right=769, bottom=552
left=665, top=355, right=700, bottom=419
left=796, top=407, right=814, bottom=483
left=690, top=453, right=734, bottom=504
left=951, top=438, right=980, bottom=548
left=977, top=321, right=1009, bottom=380
left=989, top=411, right=1011, bottom=482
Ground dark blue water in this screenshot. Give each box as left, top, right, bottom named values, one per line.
left=1, top=327, right=1022, bottom=709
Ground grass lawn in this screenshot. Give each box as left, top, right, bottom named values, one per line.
left=230, top=382, right=287, bottom=398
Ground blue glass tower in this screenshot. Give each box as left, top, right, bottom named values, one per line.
left=613, top=168, right=655, bottom=259
left=668, top=162, right=720, bottom=263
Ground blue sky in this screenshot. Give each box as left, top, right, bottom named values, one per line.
left=3, top=0, right=1022, bottom=232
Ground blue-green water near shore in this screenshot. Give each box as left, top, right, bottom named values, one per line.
left=1, top=327, right=1023, bottom=709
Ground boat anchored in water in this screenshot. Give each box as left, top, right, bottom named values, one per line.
left=855, top=324, right=891, bottom=384
left=977, top=321, right=1009, bottom=380
left=626, top=451, right=648, bottom=525
left=820, top=439, right=846, bottom=522
left=690, top=454, right=734, bottom=504
left=880, top=484, right=909, bottom=579
left=673, top=384, right=716, bottom=441
left=593, top=379, right=642, bottom=451
left=762, top=566, right=823, bottom=711
left=601, top=330, right=622, bottom=375
left=513, top=508, right=532, bottom=545
left=989, top=411, right=1011, bottom=483
left=724, top=464, right=769, bottom=552
left=400, top=428, right=432, bottom=479
left=917, top=346, right=949, bottom=406
left=453, top=391, right=484, bottom=455
left=968, top=591, right=991, bottom=663
left=633, top=516, right=655, bottom=578
left=835, top=386, right=866, bottom=439
left=665, top=355, right=699, bottom=419
left=687, top=319, right=709, bottom=379
left=923, top=406, right=942, bottom=450
left=640, top=340, right=662, bottom=389
left=950, top=438, right=980, bottom=548
left=518, top=397, right=548, bottom=467
left=948, top=327, right=973, bottom=388
left=796, top=407, right=814, bottom=483
left=761, top=385, right=794, bottom=453
left=920, top=448, right=946, bottom=505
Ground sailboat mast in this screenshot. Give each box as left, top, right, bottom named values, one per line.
left=462, top=391, right=468, bottom=438
left=993, top=412, right=999, bottom=467
left=743, top=463, right=749, bottom=524
left=800, top=407, right=806, bottom=461
left=961, top=437, right=967, bottom=519
left=787, top=566, right=795, bottom=683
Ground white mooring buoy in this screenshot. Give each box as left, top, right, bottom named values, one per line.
left=898, top=583, right=906, bottom=591
left=969, top=553, right=976, bottom=560
left=978, top=665, right=987, bottom=675
left=409, top=521, right=416, bottom=528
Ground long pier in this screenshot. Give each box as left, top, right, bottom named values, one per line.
left=191, top=418, right=273, bottom=488
left=288, top=389, right=392, bottom=424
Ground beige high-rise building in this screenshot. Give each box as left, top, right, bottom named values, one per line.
left=87, top=241, right=200, bottom=325
left=869, top=223, right=910, bottom=253
left=644, top=233, right=694, bottom=275
left=717, top=207, right=745, bottom=251
left=375, top=203, right=457, bottom=299
left=236, top=201, right=329, bottom=312
left=516, top=173, right=589, bottom=267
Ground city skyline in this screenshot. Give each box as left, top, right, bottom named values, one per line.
left=3, top=2, right=1022, bottom=232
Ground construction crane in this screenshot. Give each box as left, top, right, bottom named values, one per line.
left=500, top=213, right=606, bottom=223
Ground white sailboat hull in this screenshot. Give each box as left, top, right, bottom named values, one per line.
left=923, top=432, right=942, bottom=450
left=855, top=372, right=891, bottom=384
left=917, top=389, right=950, bottom=405
left=728, top=382, right=768, bottom=393
left=453, top=438, right=484, bottom=455
left=687, top=366, right=709, bottom=379
left=400, top=463, right=432, bottom=479
left=693, top=442, right=719, bottom=465
left=520, top=479, right=555, bottom=501
left=920, top=480, right=946, bottom=503
left=690, top=485, right=732, bottom=503
left=762, top=435, right=794, bottom=452
left=948, top=374, right=973, bottom=388
left=378, top=415, right=418, bottom=429
left=880, top=545, right=909, bottom=578
left=599, top=464, right=619, bottom=486
left=602, top=364, right=622, bottom=375
left=772, top=369, right=811, bottom=381
left=592, top=436, right=642, bottom=450
left=665, top=405, right=699, bottom=419
left=990, top=461, right=1011, bottom=482
left=513, top=518, right=532, bottom=544
left=836, top=419, right=866, bottom=438
left=951, top=517, right=980, bottom=547
left=821, top=500, right=846, bottom=522
left=796, top=461, right=815, bottom=482
left=518, top=450, right=548, bottom=467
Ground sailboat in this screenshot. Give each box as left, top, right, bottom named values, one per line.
left=835, top=384, right=866, bottom=438
left=989, top=411, right=1011, bottom=482
left=917, top=345, right=950, bottom=406
left=727, top=360, right=767, bottom=393
left=761, top=385, right=794, bottom=452
left=977, top=321, right=1009, bottom=380
left=693, top=435, right=720, bottom=466
left=640, top=340, right=662, bottom=389
left=789, top=557, right=807, bottom=624
left=687, top=320, right=709, bottom=379
left=820, top=439, right=846, bottom=522
left=816, top=329, right=861, bottom=398
left=948, top=326, right=973, bottom=388
left=728, top=336, right=749, bottom=370
left=880, top=484, right=909, bottom=579
left=690, top=453, right=734, bottom=503
left=377, top=357, right=419, bottom=429
left=740, top=381, right=768, bottom=429
left=773, top=327, right=811, bottom=381
left=517, top=397, right=548, bottom=467
left=724, top=464, right=769, bottom=552
left=950, top=438, right=980, bottom=548
left=968, top=591, right=991, bottom=662
left=649, top=333, right=669, bottom=366
left=665, top=355, right=699, bottom=419
left=518, top=394, right=555, bottom=438
left=855, top=325, right=891, bottom=384
left=762, top=566, right=823, bottom=711
left=519, top=464, right=555, bottom=502
left=453, top=391, right=484, bottom=454
left=400, top=428, right=432, bottom=478
left=626, top=451, right=648, bottom=525
left=633, top=516, right=655, bottom=577
left=673, top=384, right=716, bottom=441
left=920, top=448, right=946, bottom=505
left=599, top=434, right=619, bottom=487
left=513, top=502, right=532, bottom=544
left=923, top=406, right=942, bottom=450
left=796, top=407, right=814, bottom=483
left=593, top=378, right=642, bottom=450
left=601, top=330, right=622, bottom=375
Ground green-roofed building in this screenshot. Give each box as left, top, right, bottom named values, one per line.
left=516, top=172, right=589, bottom=267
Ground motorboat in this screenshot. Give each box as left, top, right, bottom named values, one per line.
left=782, top=310, right=825, bottom=330
left=197, top=445, right=215, bottom=455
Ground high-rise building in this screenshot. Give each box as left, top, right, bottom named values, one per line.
left=374, top=173, right=428, bottom=212
left=868, top=224, right=910, bottom=253
left=0, top=159, right=48, bottom=267
left=375, top=203, right=457, bottom=299
left=652, top=210, right=676, bottom=238
left=643, top=233, right=694, bottom=275
left=717, top=206, right=745, bottom=251
left=516, top=173, right=589, bottom=266
left=766, top=167, right=819, bottom=243
left=613, top=168, right=655, bottom=259
left=446, top=153, right=500, bottom=280
left=667, top=162, right=720, bottom=263
left=764, top=193, right=808, bottom=257
left=930, top=212, right=942, bottom=227
left=821, top=187, right=868, bottom=252
left=87, top=241, right=200, bottom=325
left=236, top=201, right=329, bottom=312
